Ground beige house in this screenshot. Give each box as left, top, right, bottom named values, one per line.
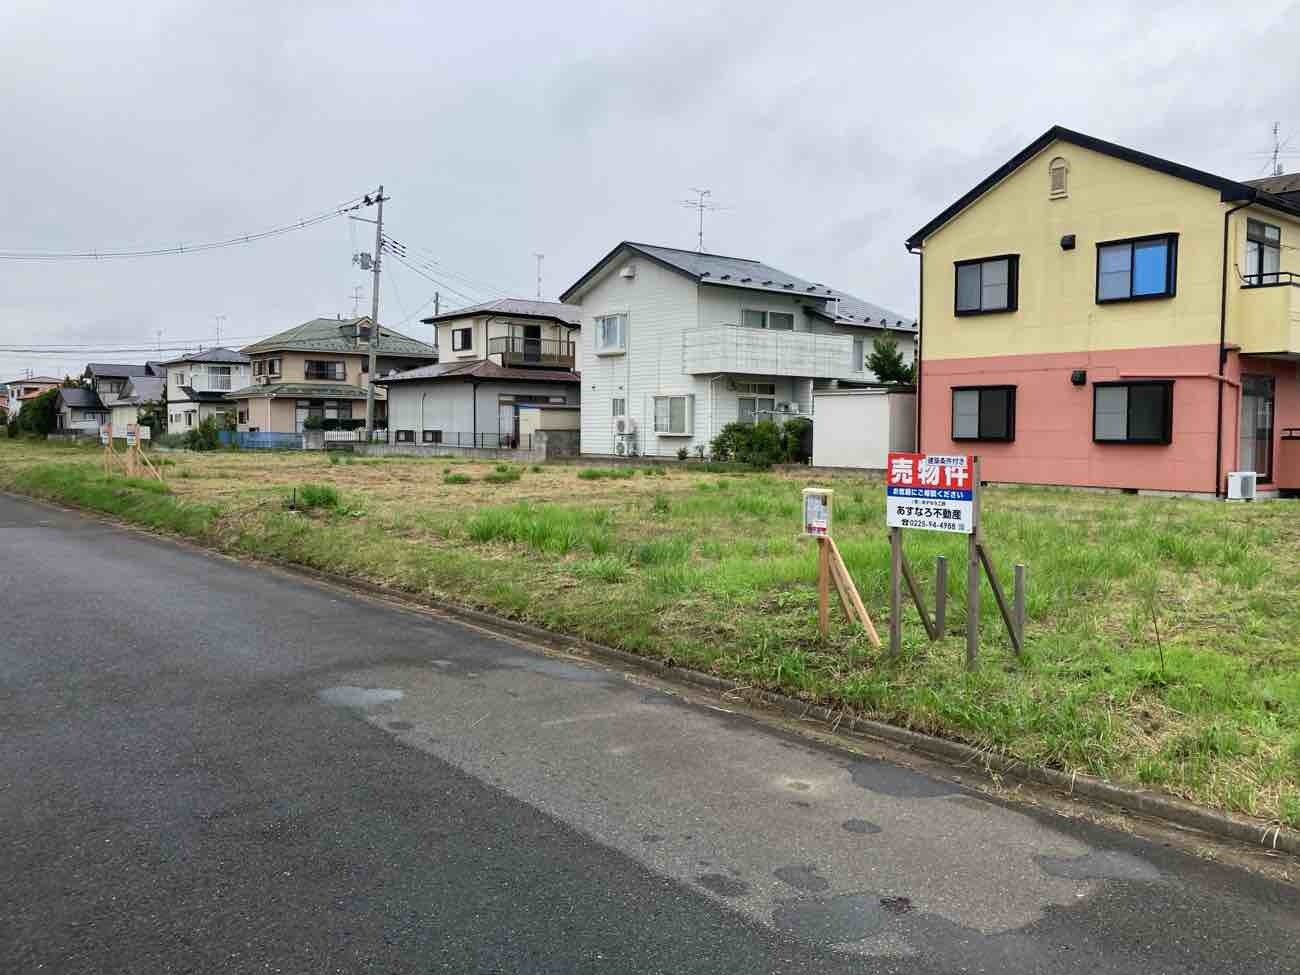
left=229, top=316, right=438, bottom=433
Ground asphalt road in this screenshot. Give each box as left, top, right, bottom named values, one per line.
left=1, top=493, right=1297, bottom=973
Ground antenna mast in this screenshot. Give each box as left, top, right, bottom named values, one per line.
left=534, top=253, right=544, bottom=298
left=1272, top=122, right=1284, bottom=176
left=677, top=188, right=722, bottom=252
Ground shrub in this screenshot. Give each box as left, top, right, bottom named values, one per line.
left=676, top=446, right=689, bottom=461
left=296, top=483, right=342, bottom=511
left=184, top=416, right=221, bottom=452
left=302, top=415, right=325, bottom=431
left=710, top=420, right=785, bottom=467
left=156, top=432, right=188, bottom=449
left=18, top=388, right=60, bottom=436
left=577, top=467, right=635, bottom=480
left=782, top=416, right=813, bottom=464
left=6, top=419, right=19, bottom=439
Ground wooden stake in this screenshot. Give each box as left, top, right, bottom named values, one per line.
left=889, top=526, right=903, bottom=657
left=816, top=536, right=831, bottom=639
left=827, top=553, right=855, bottom=623
left=934, top=555, right=947, bottom=635
left=827, top=538, right=881, bottom=648
left=977, top=542, right=1023, bottom=655
left=966, top=458, right=981, bottom=670
left=900, top=553, right=937, bottom=640
left=1014, top=563, right=1026, bottom=650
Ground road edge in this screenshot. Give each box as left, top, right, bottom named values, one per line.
left=6, top=486, right=1298, bottom=858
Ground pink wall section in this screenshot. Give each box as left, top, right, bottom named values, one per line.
left=920, top=345, right=1228, bottom=492
left=1233, top=353, right=1300, bottom=490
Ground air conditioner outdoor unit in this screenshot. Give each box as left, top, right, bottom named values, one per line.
left=255, top=375, right=270, bottom=385
left=777, top=402, right=792, bottom=413
left=614, top=439, right=629, bottom=456
left=1226, top=471, right=1258, bottom=501
left=613, top=415, right=637, bottom=435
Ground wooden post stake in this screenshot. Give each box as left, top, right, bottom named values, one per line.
left=977, top=542, right=1023, bottom=656
left=900, top=554, right=937, bottom=641
left=889, top=526, right=903, bottom=657
left=966, top=457, right=981, bottom=670
left=1014, top=563, right=1026, bottom=650
left=827, top=537, right=881, bottom=648
left=817, top=536, right=830, bottom=639
left=934, top=555, right=947, bottom=636
left=828, top=554, right=855, bottom=623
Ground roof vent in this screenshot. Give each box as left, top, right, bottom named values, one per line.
left=1049, top=156, right=1069, bottom=199
left=619, top=263, right=637, bottom=279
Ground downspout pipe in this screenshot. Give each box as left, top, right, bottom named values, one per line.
left=471, top=379, right=479, bottom=447
left=906, top=243, right=923, bottom=453
left=1215, top=194, right=1255, bottom=497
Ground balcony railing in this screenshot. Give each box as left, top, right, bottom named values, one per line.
left=1236, top=276, right=1300, bottom=354
left=683, top=324, right=865, bottom=382
left=187, top=372, right=238, bottom=392
left=487, top=336, right=575, bottom=369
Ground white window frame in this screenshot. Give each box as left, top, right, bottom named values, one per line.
left=652, top=394, right=693, bottom=437
left=451, top=327, right=473, bottom=352
left=741, top=309, right=795, bottom=331
left=594, top=314, right=627, bottom=356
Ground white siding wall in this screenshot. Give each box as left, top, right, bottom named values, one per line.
left=574, top=259, right=702, bottom=457
left=385, top=380, right=579, bottom=442
left=811, top=390, right=916, bottom=469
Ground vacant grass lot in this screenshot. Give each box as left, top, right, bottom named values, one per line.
left=3, top=437, right=1298, bottom=828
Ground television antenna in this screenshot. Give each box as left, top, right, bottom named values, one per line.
left=677, top=188, right=726, bottom=252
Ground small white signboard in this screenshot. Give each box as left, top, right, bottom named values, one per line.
left=802, top=487, right=833, bottom=537
left=885, top=452, right=975, bottom=535
left=125, top=424, right=138, bottom=447
left=137, top=425, right=151, bottom=441
left=100, top=425, right=111, bottom=446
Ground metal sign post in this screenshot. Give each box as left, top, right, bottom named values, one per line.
left=885, top=453, right=1024, bottom=668
left=802, top=487, right=881, bottom=648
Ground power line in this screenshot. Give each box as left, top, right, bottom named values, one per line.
left=380, top=231, right=521, bottom=297
left=0, top=194, right=374, bottom=262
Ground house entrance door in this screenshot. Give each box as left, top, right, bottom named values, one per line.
left=498, top=401, right=517, bottom=448
left=1240, top=375, right=1275, bottom=482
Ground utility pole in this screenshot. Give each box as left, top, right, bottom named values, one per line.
left=364, top=185, right=385, bottom=437
left=432, top=292, right=440, bottom=353
left=534, top=253, right=544, bottom=298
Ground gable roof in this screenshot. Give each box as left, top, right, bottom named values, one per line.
left=3, top=375, right=60, bottom=386
left=1244, top=172, right=1300, bottom=205
left=85, top=363, right=151, bottom=380
left=377, top=358, right=580, bottom=385
left=241, top=316, right=437, bottom=358
left=57, top=387, right=106, bottom=410
left=560, top=241, right=915, bottom=328
left=905, top=125, right=1300, bottom=250
left=423, top=298, right=582, bottom=327
left=115, top=376, right=165, bottom=405
left=159, top=347, right=251, bottom=366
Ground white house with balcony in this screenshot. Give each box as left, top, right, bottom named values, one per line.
left=560, top=241, right=916, bottom=457
left=160, top=348, right=251, bottom=433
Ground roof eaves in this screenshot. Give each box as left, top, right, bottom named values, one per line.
left=905, top=125, right=1262, bottom=249
left=559, top=241, right=702, bottom=302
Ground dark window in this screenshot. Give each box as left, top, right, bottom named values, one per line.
left=1093, top=381, right=1173, bottom=444
left=452, top=327, right=472, bottom=351
left=395, top=429, right=416, bottom=443
left=1096, top=234, right=1177, bottom=302
left=422, top=430, right=441, bottom=444
left=954, top=256, right=1018, bottom=315
left=305, top=360, right=345, bottom=381
left=951, top=386, right=1015, bottom=441
left=1245, top=219, right=1281, bottom=286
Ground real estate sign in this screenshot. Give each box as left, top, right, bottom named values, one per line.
left=801, top=487, right=833, bottom=537
left=125, top=424, right=138, bottom=447
left=885, top=452, right=975, bottom=534
left=99, top=425, right=111, bottom=446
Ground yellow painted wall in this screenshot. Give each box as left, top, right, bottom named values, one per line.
left=920, top=139, right=1229, bottom=359
left=1226, top=205, right=1300, bottom=354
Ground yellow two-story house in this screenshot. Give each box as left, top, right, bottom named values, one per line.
left=908, top=125, right=1300, bottom=496
left=229, top=316, right=438, bottom=433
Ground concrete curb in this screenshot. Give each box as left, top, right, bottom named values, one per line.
left=6, top=487, right=1297, bottom=857
left=259, top=556, right=1300, bottom=858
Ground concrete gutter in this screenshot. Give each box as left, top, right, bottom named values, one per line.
left=256, top=556, right=1300, bottom=858
left=4, top=487, right=1297, bottom=858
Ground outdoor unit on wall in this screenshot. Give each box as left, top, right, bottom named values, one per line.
left=1226, top=471, right=1258, bottom=501
left=614, top=434, right=638, bottom=457
left=613, top=415, right=637, bottom=436
left=255, top=375, right=270, bottom=386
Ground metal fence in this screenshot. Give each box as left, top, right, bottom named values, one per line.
left=218, top=431, right=304, bottom=450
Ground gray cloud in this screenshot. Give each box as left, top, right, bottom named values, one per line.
left=1, top=0, right=1297, bottom=379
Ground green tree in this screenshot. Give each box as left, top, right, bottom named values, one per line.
left=866, top=336, right=915, bottom=384
left=185, top=415, right=221, bottom=451
left=18, top=388, right=60, bottom=436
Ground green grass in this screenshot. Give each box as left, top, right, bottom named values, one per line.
left=483, top=465, right=523, bottom=484
left=296, top=483, right=342, bottom=511
left=2, top=438, right=1298, bottom=825
left=9, top=463, right=217, bottom=536
left=577, top=467, right=636, bottom=480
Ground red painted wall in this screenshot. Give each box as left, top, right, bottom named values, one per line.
left=920, top=344, right=1225, bottom=492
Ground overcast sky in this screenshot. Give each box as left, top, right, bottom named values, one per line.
left=2, top=0, right=1298, bottom=381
